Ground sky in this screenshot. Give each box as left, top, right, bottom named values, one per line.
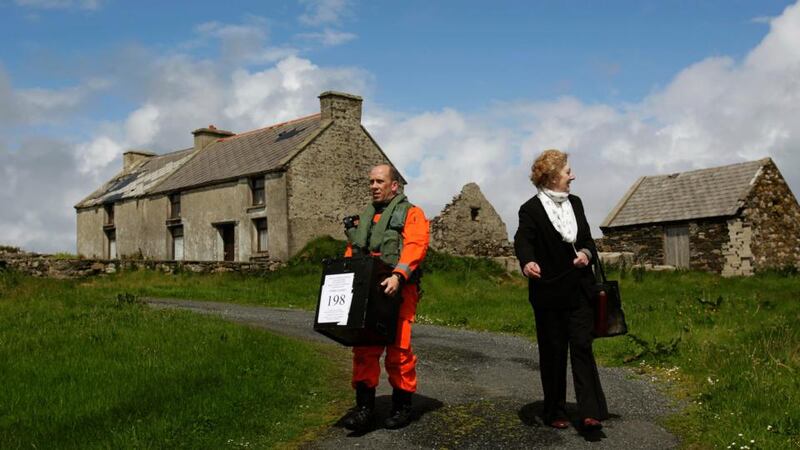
left=1, top=0, right=799, bottom=253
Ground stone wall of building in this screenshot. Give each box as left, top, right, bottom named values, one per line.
left=599, top=224, right=664, bottom=266
left=741, top=159, right=800, bottom=271
left=1, top=252, right=281, bottom=279
left=286, top=110, right=392, bottom=257
left=689, top=218, right=730, bottom=273
left=179, top=179, right=259, bottom=262
left=76, top=206, right=106, bottom=258
left=115, top=195, right=170, bottom=259
left=430, top=183, right=513, bottom=257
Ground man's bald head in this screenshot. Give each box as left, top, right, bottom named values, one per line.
left=369, top=164, right=401, bottom=204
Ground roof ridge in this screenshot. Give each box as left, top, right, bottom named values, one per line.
left=644, top=158, right=767, bottom=180
left=217, top=113, right=322, bottom=142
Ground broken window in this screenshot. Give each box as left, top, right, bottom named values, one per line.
left=106, top=228, right=116, bottom=259
left=169, top=194, right=181, bottom=219
left=104, top=204, right=114, bottom=225
left=171, top=226, right=184, bottom=261
left=251, top=177, right=265, bottom=206
left=254, top=218, right=268, bottom=252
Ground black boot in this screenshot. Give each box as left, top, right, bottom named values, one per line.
left=384, top=389, right=413, bottom=429
left=342, top=382, right=375, bottom=431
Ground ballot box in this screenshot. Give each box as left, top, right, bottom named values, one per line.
left=314, top=255, right=401, bottom=346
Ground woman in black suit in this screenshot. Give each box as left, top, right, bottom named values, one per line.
left=514, top=149, right=608, bottom=431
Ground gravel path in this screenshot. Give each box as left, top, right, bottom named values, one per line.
left=147, top=298, right=681, bottom=449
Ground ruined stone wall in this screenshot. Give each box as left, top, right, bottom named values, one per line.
left=430, top=183, right=512, bottom=257
left=76, top=206, right=106, bottom=258
left=1, top=252, right=281, bottom=279
left=740, top=160, right=800, bottom=271
left=286, top=122, right=391, bottom=257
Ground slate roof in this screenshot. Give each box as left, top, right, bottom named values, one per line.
left=601, top=159, right=770, bottom=228
left=75, top=113, right=326, bottom=208
left=152, top=113, right=324, bottom=194
left=75, top=148, right=195, bottom=208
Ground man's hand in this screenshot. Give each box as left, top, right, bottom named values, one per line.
left=573, top=252, right=590, bottom=268
left=523, top=262, right=541, bottom=279
left=381, top=273, right=401, bottom=295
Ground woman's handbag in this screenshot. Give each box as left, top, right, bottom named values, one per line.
left=592, top=254, right=628, bottom=338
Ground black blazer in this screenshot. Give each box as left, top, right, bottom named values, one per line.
left=514, top=194, right=596, bottom=309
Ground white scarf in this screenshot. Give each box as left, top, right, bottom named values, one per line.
left=537, top=188, right=578, bottom=244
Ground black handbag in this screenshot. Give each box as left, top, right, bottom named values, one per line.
left=592, top=253, right=628, bottom=338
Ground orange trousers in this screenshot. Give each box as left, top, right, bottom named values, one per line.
left=352, top=283, right=419, bottom=392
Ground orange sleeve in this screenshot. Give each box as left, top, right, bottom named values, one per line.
left=344, top=243, right=353, bottom=258
left=393, top=206, right=430, bottom=280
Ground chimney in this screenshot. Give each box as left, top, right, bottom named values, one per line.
left=123, top=150, right=156, bottom=171
left=319, top=91, right=363, bottom=124
left=192, top=124, right=235, bottom=151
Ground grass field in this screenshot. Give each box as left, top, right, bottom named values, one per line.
left=0, top=269, right=350, bottom=449
left=3, top=237, right=799, bottom=448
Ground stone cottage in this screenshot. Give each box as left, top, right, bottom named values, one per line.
left=430, top=183, right=513, bottom=257
left=599, top=158, right=800, bottom=276
left=75, top=91, right=401, bottom=262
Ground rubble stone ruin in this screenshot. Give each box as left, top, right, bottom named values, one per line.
left=430, top=183, right=513, bottom=257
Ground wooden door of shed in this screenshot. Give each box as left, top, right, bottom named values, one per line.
left=664, top=225, right=689, bottom=268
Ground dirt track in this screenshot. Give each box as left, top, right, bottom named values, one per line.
left=147, top=298, right=681, bottom=449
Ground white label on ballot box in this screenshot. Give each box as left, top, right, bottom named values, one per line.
left=318, top=272, right=355, bottom=325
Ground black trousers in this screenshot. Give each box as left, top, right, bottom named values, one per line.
left=533, top=297, right=609, bottom=423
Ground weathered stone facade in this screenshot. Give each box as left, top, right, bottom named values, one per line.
left=430, top=183, right=513, bottom=257
left=740, top=160, right=800, bottom=271
left=285, top=96, right=392, bottom=256
left=76, top=92, right=398, bottom=263
left=600, top=159, right=800, bottom=276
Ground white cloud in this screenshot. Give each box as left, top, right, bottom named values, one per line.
left=298, top=0, right=350, bottom=26
left=297, top=28, right=357, bottom=46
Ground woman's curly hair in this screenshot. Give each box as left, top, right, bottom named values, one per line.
left=530, top=149, right=568, bottom=188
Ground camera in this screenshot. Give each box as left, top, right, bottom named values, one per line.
left=343, top=215, right=360, bottom=230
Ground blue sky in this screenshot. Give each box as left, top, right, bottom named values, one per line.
left=1, top=0, right=799, bottom=252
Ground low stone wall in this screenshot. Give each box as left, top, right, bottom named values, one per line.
left=0, top=253, right=282, bottom=279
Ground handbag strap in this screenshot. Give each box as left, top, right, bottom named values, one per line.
left=591, top=248, right=608, bottom=284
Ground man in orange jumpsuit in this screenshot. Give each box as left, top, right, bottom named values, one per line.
left=341, top=163, right=429, bottom=431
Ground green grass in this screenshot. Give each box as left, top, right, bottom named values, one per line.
left=3, top=237, right=799, bottom=448
left=0, top=269, right=350, bottom=449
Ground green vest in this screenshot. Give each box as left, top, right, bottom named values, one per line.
left=346, top=193, right=412, bottom=267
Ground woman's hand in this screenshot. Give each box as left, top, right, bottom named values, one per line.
left=523, top=261, right=542, bottom=279
left=573, top=252, right=590, bottom=268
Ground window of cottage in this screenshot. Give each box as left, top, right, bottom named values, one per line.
left=470, top=207, right=480, bottom=221
left=251, top=177, right=265, bottom=206
left=104, top=204, right=114, bottom=225
left=106, top=228, right=116, bottom=259
left=171, top=226, right=184, bottom=261
left=169, top=194, right=181, bottom=219
left=254, top=218, right=268, bottom=252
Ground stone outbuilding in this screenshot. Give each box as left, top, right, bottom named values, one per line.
left=430, top=183, right=513, bottom=257
left=599, top=158, right=800, bottom=276
left=75, top=91, right=401, bottom=262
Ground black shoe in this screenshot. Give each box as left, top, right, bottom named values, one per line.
left=342, top=405, right=374, bottom=431
left=384, top=405, right=412, bottom=429
left=384, top=388, right=413, bottom=429
left=342, top=382, right=375, bottom=431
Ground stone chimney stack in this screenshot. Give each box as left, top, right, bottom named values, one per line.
left=319, top=91, right=363, bottom=124
left=123, top=150, right=156, bottom=171
left=192, top=125, right=235, bottom=152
